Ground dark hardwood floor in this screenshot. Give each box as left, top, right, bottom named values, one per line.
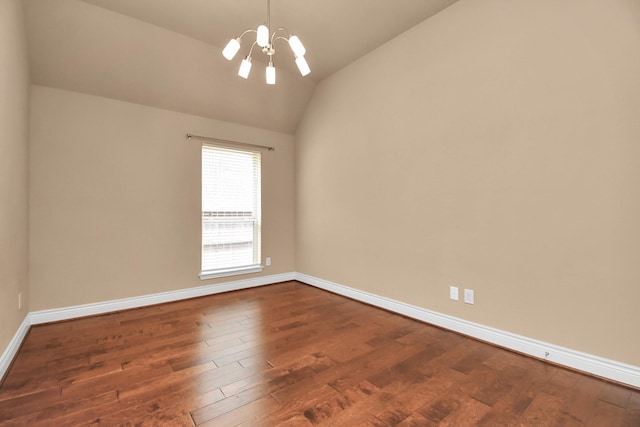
left=0, top=281, right=638, bottom=426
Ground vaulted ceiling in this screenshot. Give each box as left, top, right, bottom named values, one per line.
left=25, top=0, right=459, bottom=133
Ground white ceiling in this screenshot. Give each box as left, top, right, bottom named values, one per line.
left=25, top=0, right=460, bottom=133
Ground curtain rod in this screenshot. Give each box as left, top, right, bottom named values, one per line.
left=186, top=133, right=275, bottom=151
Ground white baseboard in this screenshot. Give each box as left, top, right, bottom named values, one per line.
left=30, top=272, right=295, bottom=325
left=1, top=272, right=295, bottom=381
left=295, top=272, right=640, bottom=389
left=3, top=271, right=639, bottom=390
left=0, top=314, right=31, bottom=382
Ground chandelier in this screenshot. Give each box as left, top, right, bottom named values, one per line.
left=222, top=0, right=310, bottom=84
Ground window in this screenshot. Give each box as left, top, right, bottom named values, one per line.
left=200, top=144, right=262, bottom=279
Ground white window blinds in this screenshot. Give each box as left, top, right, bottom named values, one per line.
left=201, top=144, right=261, bottom=278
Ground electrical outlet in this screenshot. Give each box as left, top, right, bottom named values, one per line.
left=449, top=286, right=459, bottom=301
left=464, top=289, right=474, bottom=305
left=265, top=257, right=271, bottom=266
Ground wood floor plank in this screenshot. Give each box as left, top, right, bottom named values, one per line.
left=198, top=394, right=281, bottom=427
left=190, top=383, right=272, bottom=425
left=622, top=391, right=640, bottom=427
left=1, top=281, right=638, bottom=426
left=0, top=387, right=62, bottom=421
left=0, top=390, right=118, bottom=427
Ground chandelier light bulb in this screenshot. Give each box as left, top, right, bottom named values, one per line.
left=266, top=61, right=276, bottom=85
left=257, top=25, right=269, bottom=47
left=238, top=57, right=252, bottom=79
left=295, top=56, right=311, bottom=76
left=288, top=35, right=306, bottom=57
left=222, top=38, right=241, bottom=60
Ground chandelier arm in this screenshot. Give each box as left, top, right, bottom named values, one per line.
left=237, top=28, right=256, bottom=40
left=247, top=41, right=257, bottom=57
left=270, top=27, right=290, bottom=44
left=272, top=36, right=290, bottom=45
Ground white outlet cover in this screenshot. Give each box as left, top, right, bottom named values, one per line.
left=464, top=289, right=474, bottom=304
left=449, top=286, right=459, bottom=301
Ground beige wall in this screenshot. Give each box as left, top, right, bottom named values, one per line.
left=0, top=0, right=30, bottom=352
left=296, top=0, right=640, bottom=365
left=29, top=86, right=295, bottom=311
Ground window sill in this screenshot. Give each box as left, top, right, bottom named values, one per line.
left=199, top=264, right=264, bottom=280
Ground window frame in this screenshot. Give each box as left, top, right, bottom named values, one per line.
left=199, top=143, right=263, bottom=280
